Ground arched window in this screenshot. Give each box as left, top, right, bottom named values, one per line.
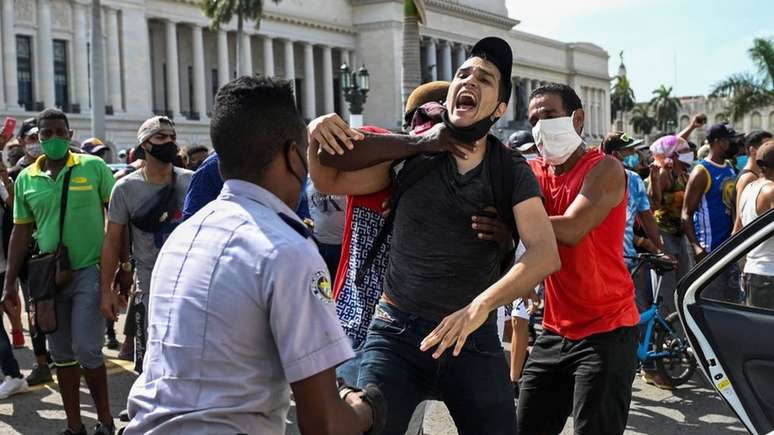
left=679, top=115, right=690, bottom=130
left=715, top=113, right=727, bottom=124
left=751, top=112, right=762, bottom=130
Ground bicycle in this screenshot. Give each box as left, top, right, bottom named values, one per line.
left=628, top=253, right=698, bottom=387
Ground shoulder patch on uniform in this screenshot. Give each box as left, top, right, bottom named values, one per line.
left=310, top=270, right=333, bottom=304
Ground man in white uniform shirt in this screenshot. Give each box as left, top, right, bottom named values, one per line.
left=124, top=76, right=383, bottom=435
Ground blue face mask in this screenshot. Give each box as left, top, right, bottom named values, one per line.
left=736, top=155, right=748, bottom=171
left=623, top=153, right=640, bottom=169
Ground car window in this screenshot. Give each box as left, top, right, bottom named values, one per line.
left=699, top=233, right=774, bottom=312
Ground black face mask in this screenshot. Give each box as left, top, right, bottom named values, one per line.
left=285, top=142, right=308, bottom=186
left=147, top=141, right=178, bottom=164
left=442, top=107, right=499, bottom=143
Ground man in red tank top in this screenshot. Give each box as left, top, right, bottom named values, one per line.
left=516, top=84, right=640, bottom=435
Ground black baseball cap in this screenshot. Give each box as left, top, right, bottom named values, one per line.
left=17, top=117, right=37, bottom=138
left=508, top=130, right=534, bottom=151
left=706, top=122, right=738, bottom=141
left=602, top=132, right=643, bottom=154
left=744, top=130, right=773, bottom=148
left=469, top=37, right=513, bottom=104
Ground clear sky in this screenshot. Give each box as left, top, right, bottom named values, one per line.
left=504, top=0, right=774, bottom=102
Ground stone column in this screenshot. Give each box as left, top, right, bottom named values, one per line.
left=340, top=49, right=350, bottom=119
left=502, top=77, right=515, bottom=123
left=595, top=89, right=602, bottom=136
left=106, top=8, right=123, bottom=112
left=72, top=2, right=89, bottom=111
left=589, top=88, right=599, bottom=137
left=283, top=39, right=296, bottom=90
left=36, top=0, right=56, bottom=108
left=424, top=38, right=437, bottom=81
left=192, top=24, right=207, bottom=120
left=453, top=43, right=466, bottom=72
left=262, top=35, right=274, bottom=77
left=240, top=32, right=253, bottom=77
left=439, top=40, right=452, bottom=81
left=321, top=45, right=334, bottom=114
left=164, top=19, right=181, bottom=118
left=583, top=87, right=591, bottom=136
left=121, top=7, right=151, bottom=115
left=302, top=42, right=315, bottom=119
left=1, top=0, right=18, bottom=108
left=217, top=30, right=230, bottom=87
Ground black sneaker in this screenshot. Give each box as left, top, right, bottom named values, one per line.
left=106, top=336, right=120, bottom=350
left=94, top=422, right=116, bottom=435
left=25, top=363, right=54, bottom=386
left=59, top=425, right=87, bottom=435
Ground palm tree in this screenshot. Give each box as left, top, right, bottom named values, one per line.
left=610, top=75, right=635, bottom=122
left=711, top=38, right=774, bottom=122
left=202, top=0, right=281, bottom=76
left=631, top=104, right=657, bottom=135
left=649, top=85, right=681, bottom=132
left=401, top=0, right=424, bottom=111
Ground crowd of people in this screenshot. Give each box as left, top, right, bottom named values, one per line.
left=0, top=34, right=770, bottom=435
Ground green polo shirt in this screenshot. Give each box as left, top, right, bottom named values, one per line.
left=14, top=153, right=115, bottom=270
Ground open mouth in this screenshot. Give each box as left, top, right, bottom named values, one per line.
left=454, top=91, right=478, bottom=113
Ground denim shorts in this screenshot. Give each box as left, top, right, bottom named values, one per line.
left=47, top=265, right=105, bottom=369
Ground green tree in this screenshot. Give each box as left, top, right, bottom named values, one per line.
left=202, top=0, right=281, bottom=76
left=649, top=84, right=682, bottom=132
left=631, top=104, right=657, bottom=135
left=610, top=75, right=635, bottom=122
left=711, top=38, right=774, bottom=122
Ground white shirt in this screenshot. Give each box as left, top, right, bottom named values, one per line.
left=125, top=180, right=354, bottom=435
left=740, top=178, right=774, bottom=276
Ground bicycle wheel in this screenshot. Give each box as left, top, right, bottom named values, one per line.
left=654, top=312, right=698, bottom=387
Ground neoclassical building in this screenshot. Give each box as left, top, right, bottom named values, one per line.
left=676, top=97, right=774, bottom=144
left=0, top=0, right=611, bottom=152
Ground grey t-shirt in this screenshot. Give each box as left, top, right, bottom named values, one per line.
left=108, top=167, right=193, bottom=291
left=385, top=144, right=541, bottom=322
left=306, top=183, right=346, bottom=245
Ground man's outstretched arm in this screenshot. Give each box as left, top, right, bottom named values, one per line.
left=551, top=157, right=626, bottom=246
left=308, top=114, right=393, bottom=196
left=316, top=119, right=476, bottom=172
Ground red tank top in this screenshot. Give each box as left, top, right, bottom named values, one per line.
left=529, top=149, right=639, bottom=340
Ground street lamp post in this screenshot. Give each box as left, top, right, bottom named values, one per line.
left=340, top=64, right=370, bottom=128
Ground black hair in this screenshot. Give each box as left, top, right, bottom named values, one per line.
left=529, top=84, right=583, bottom=115
left=210, top=76, right=306, bottom=181
left=745, top=130, right=772, bottom=149
left=37, top=108, right=69, bottom=129
left=186, top=145, right=209, bottom=156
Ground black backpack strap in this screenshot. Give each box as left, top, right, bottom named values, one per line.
left=58, top=167, right=74, bottom=243
left=354, top=154, right=444, bottom=286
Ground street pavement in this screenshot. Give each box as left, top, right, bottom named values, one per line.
left=0, top=315, right=747, bottom=435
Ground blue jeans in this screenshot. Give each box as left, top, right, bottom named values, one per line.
left=0, top=311, right=22, bottom=378
left=358, top=302, right=514, bottom=435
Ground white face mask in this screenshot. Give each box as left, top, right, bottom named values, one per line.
left=532, top=113, right=583, bottom=166
left=677, top=152, right=694, bottom=165
left=26, top=143, right=43, bottom=158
